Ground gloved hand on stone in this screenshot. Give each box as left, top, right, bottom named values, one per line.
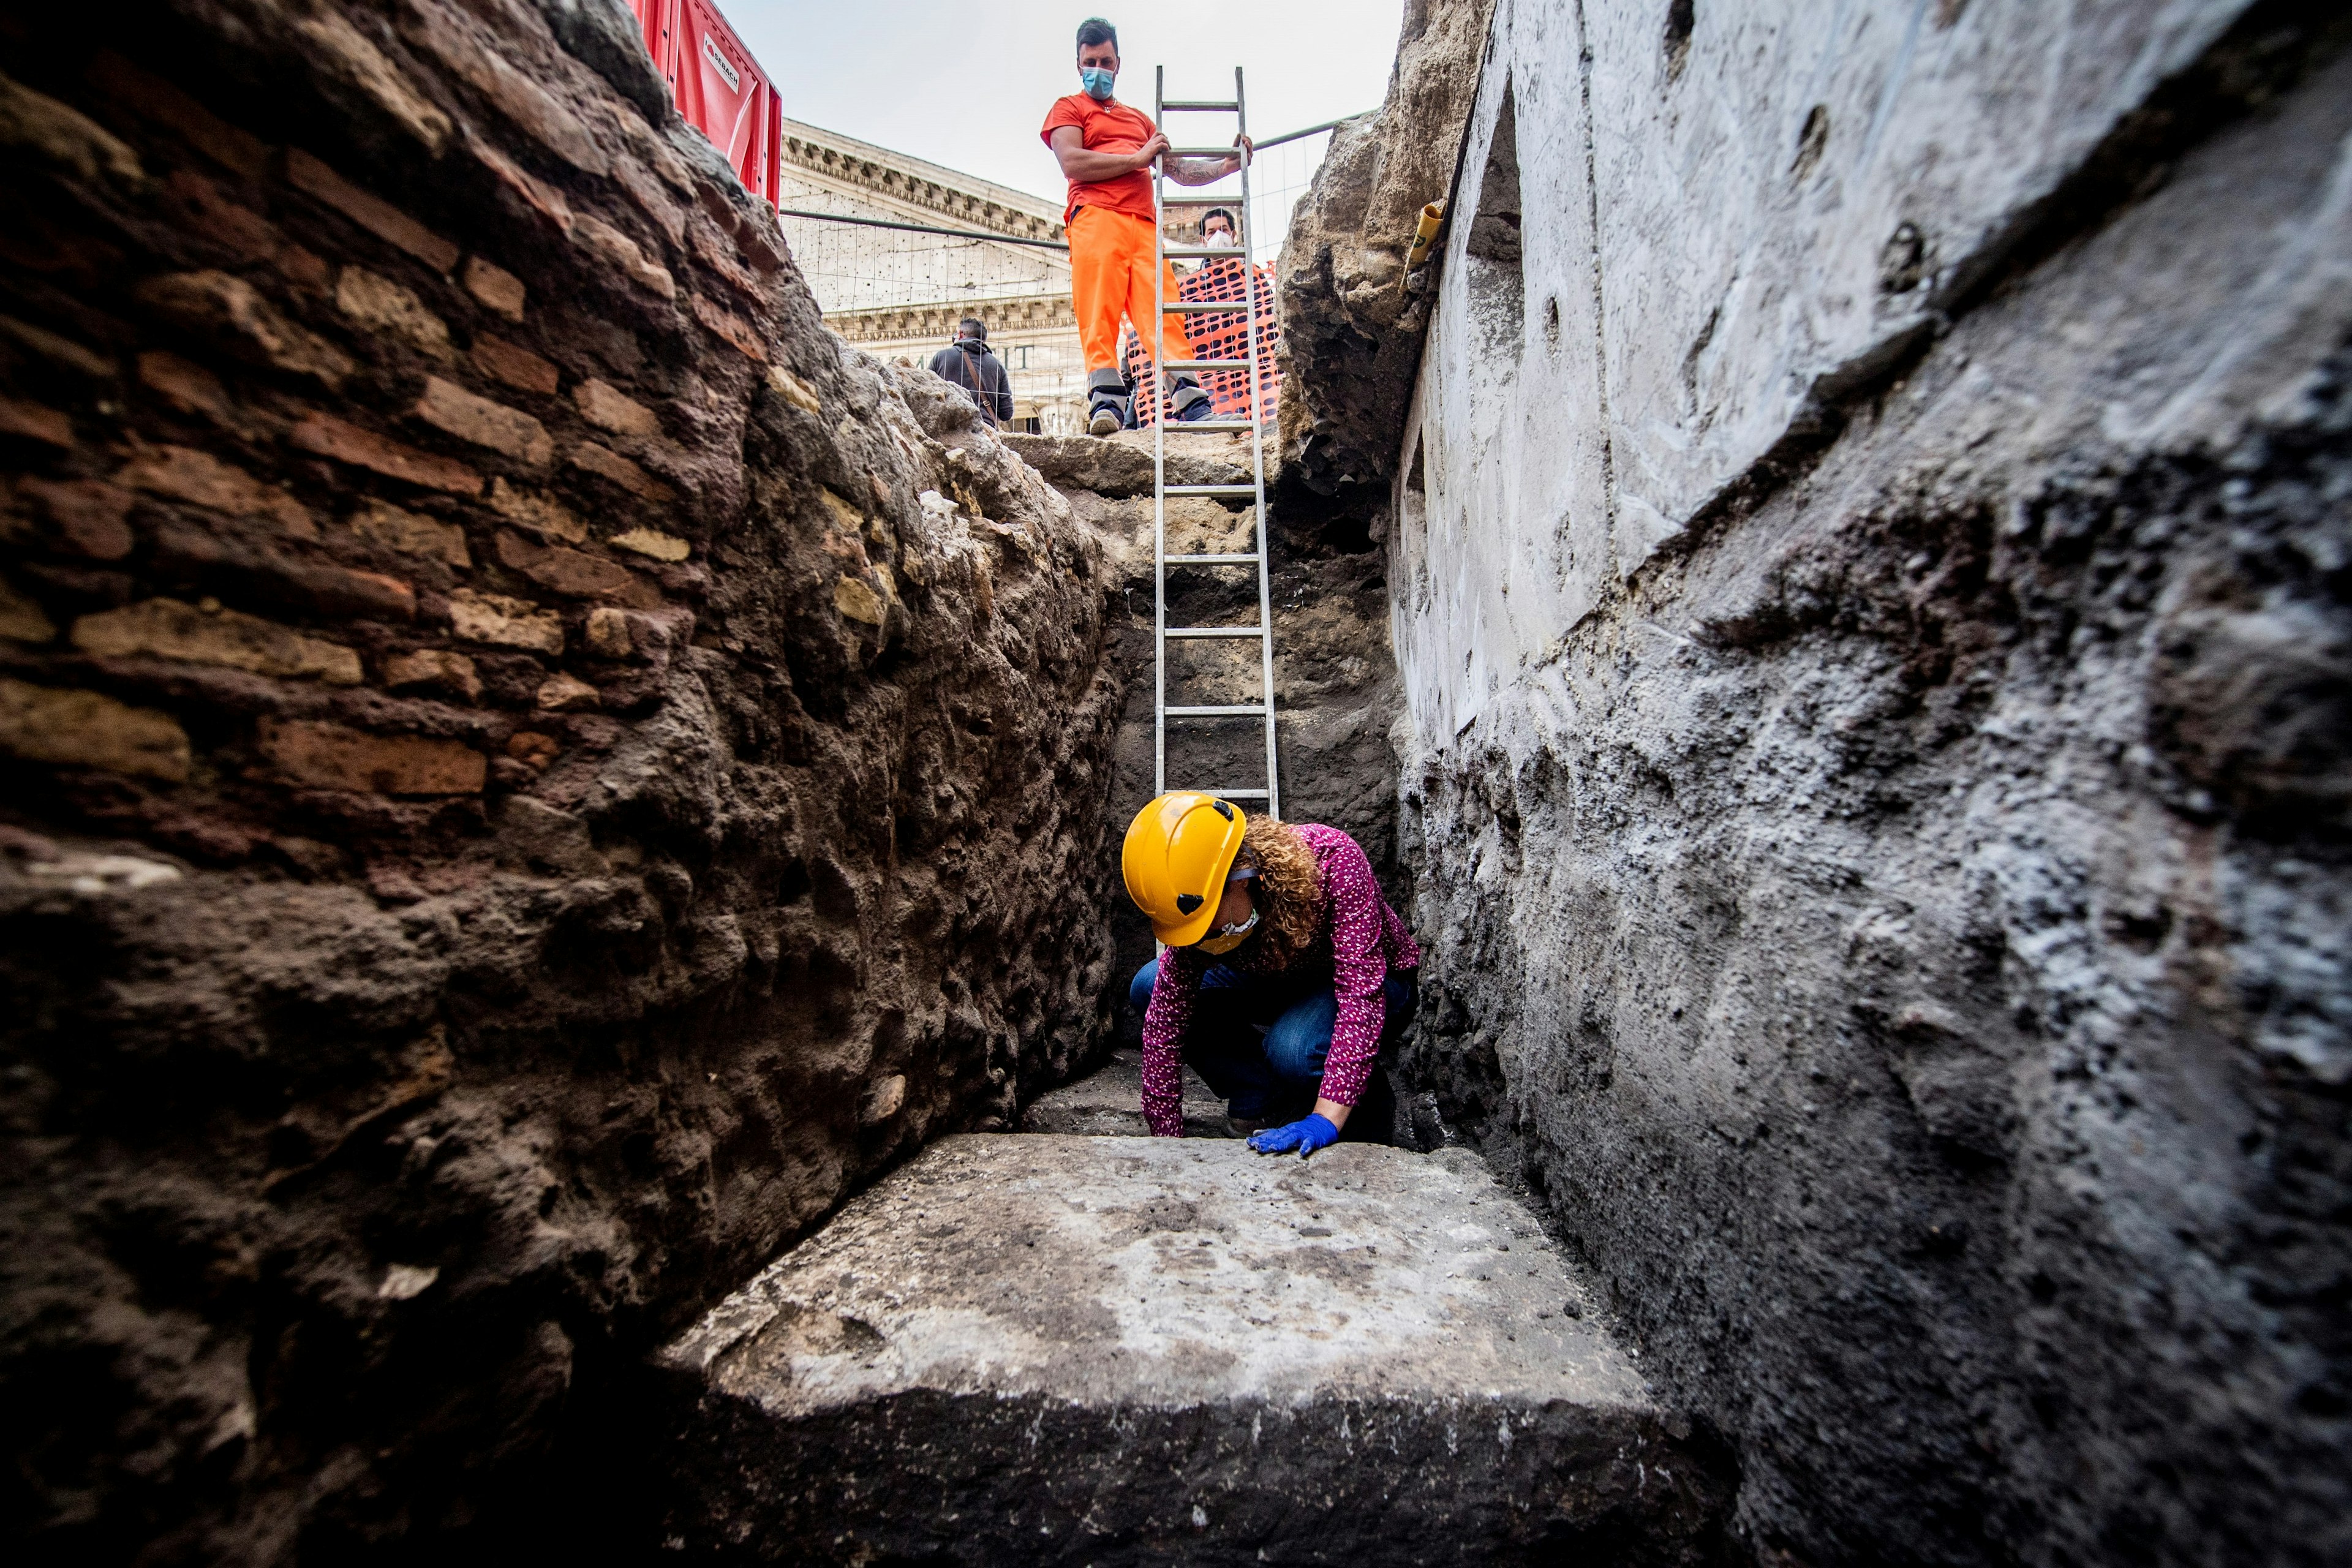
left=1248, top=1114, right=1339, bottom=1157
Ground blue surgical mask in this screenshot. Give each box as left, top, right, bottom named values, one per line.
left=1080, top=66, right=1115, bottom=102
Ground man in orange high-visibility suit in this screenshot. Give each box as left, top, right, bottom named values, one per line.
left=1044, top=17, right=1250, bottom=437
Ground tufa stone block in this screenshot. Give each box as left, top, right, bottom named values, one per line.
left=382, top=647, right=481, bottom=702
left=413, top=376, right=551, bottom=466
left=583, top=606, right=631, bottom=658
left=72, top=597, right=363, bottom=685
left=349, top=499, right=471, bottom=568
left=334, top=266, right=451, bottom=356
left=0, top=677, right=189, bottom=781
left=534, top=673, right=599, bottom=711
left=0, top=72, right=146, bottom=192
left=488, top=477, right=584, bottom=542
left=572, top=214, right=673, bottom=299
left=767, top=364, right=821, bottom=414
left=462, top=255, right=526, bottom=321
left=258, top=717, right=483, bottom=795
left=609, top=527, right=688, bottom=562
left=834, top=574, right=885, bottom=626
left=287, top=10, right=451, bottom=152
left=573, top=378, right=659, bottom=438
left=447, top=587, right=561, bottom=652
left=503, top=729, right=559, bottom=770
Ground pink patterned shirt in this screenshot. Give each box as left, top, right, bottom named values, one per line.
left=1139, top=823, right=1420, bottom=1137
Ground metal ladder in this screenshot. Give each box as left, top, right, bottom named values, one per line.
left=1152, top=65, right=1280, bottom=818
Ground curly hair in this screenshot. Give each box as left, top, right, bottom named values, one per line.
left=1232, top=816, right=1323, bottom=973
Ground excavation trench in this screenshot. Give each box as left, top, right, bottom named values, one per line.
left=4, top=2, right=2348, bottom=1566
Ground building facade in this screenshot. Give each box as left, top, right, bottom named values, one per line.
left=774, top=118, right=1087, bottom=434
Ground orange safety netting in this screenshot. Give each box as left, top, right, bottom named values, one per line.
left=1120, top=257, right=1281, bottom=426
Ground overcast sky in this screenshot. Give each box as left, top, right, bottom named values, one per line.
left=725, top=2, right=1406, bottom=207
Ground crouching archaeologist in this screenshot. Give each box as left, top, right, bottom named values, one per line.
left=1122, top=793, right=1419, bottom=1153
left=1043, top=17, right=1248, bottom=435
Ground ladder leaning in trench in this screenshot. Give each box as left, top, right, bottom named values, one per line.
left=1152, top=64, right=1280, bottom=820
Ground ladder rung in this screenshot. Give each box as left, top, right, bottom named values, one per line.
left=1158, top=197, right=1238, bottom=207
left=1163, top=246, right=1248, bottom=258
left=1167, top=301, right=1250, bottom=314
left=1166, top=484, right=1258, bottom=499
left=1166, top=420, right=1258, bottom=433
left=1166, top=705, right=1268, bottom=718
left=1208, top=789, right=1271, bottom=800
left=1161, top=100, right=1240, bottom=112
left=1166, top=553, right=1259, bottom=565
left=1164, top=360, right=1250, bottom=371
left=1167, top=146, right=1248, bottom=157
left=1165, top=625, right=1265, bottom=639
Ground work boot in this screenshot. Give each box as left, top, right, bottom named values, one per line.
left=1086, top=368, right=1129, bottom=437
left=1170, top=375, right=1215, bottom=423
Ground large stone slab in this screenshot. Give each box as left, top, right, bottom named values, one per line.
left=650, top=1136, right=1727, bottom=1564
left=1021, top=1049, right=1232, bottom=1137
left=1002, top=429, right=1258, bottom=498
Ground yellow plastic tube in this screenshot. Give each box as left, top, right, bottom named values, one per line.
left=1401, top=202, right=1445, bottom=288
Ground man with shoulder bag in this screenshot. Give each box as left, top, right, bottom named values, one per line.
left=927, top=318, right=1015, bottom=428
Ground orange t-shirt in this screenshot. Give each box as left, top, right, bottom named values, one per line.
left=1040, top=93, right=1158, bottom=224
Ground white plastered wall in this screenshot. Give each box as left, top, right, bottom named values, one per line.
left=1392, top=0, right=2255, bottom=748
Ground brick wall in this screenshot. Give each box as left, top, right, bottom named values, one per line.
left=0, top=0, right=1125, bottom=1557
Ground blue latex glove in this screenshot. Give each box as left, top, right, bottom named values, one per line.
left=1248, top=1113, right=1340, bottom=1157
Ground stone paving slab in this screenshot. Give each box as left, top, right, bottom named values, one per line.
left=649, top=1136, right=1728, bottom=1564
left=1021, top=1049, right=1232, bottom=1137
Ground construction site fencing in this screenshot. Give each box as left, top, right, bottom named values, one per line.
left=769, top=125, right=1336, bottom=430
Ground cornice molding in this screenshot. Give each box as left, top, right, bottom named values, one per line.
left=826, top=293, right=1079, bottom=344
left=779, top=134, right=1066, bottom=245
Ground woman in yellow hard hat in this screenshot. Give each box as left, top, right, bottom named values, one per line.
left=1120, top=792, right=1420, bottom=1153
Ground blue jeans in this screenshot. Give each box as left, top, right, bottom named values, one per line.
left=1129, top=959, right=1415, bottom=1120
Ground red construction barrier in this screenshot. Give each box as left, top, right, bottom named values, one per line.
left=621, top=0, right=782, bottom=204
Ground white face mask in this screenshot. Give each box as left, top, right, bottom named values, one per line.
left=1204, top=230, right=1237, bottom=249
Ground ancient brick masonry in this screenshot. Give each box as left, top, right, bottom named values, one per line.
left=0, top=0, right=1126, bottom=1558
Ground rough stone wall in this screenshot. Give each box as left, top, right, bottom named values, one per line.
left=0, top=1, right=1121, bottom=1558
left=1005, top=430, right=1405, bottom=1044
left=1285, top=1, right=2351, bottom=1562
left=1274, top=0, right=1495, bottom=507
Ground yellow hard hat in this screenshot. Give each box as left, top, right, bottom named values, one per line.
left=1121, top=791, right=1247, bottom=948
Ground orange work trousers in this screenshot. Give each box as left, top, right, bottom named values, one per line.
left=1068, top=206, right=1195, bottom=376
